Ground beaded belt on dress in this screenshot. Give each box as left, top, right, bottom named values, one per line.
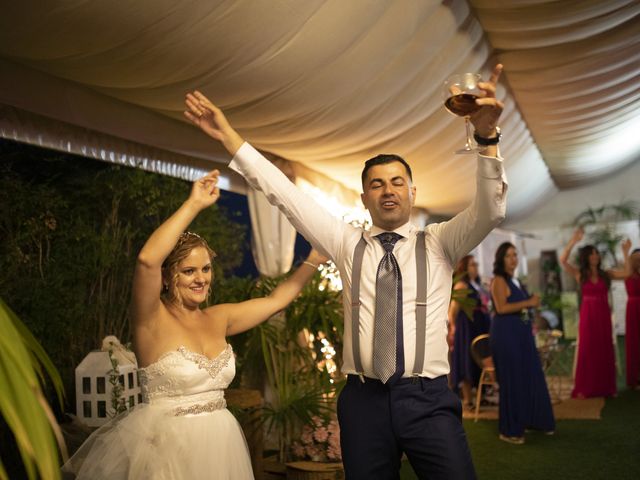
left=145, top=388, right=227, bottom=416
left=173, top=397, right=227, bottom=416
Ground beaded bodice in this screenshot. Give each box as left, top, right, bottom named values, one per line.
left=138, top=345, right=234, bottom=413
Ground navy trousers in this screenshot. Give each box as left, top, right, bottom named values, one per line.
left=337, top=375, right=476, bottom=480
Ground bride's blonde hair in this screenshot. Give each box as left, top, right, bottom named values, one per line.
left=161, top=232, right=216, bottom=306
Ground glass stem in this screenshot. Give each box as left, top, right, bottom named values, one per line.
left=464, top=117, right=473, bottom=151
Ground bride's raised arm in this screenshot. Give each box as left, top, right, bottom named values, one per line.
left=222, top=249, right=329, bottom=336
left=131, top=170, right=220, bottom=325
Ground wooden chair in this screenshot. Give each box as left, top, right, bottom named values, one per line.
left=470, top=333, right=497, bottom=422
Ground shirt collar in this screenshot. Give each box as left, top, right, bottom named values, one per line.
left=370, top=221, right=415, bottom=239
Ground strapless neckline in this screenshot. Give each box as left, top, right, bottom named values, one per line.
left=140, top=344, right=232, bottom=370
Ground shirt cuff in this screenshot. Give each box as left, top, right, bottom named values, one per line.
left=477, top=152, right=505, bottom=180
left=228, top=141, right=255, bottom=169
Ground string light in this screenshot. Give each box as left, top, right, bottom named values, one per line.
left=306, top=330, right=338, bottom=382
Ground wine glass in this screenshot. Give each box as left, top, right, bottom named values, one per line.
left=443, top=73, right=482, bottom=154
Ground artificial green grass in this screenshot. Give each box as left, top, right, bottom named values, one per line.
left=401, top=337, right=640, bottom=479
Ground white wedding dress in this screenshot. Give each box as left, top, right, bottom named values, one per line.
left=63, top=344, right=254, bottom=479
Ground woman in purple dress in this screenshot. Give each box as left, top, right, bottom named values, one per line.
left=561, top=228, right=631, bottom=398
left=448, top=255, right=492, bottom=409
left=490, top=242, right=555, bottom=444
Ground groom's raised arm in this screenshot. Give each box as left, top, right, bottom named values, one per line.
left=230, top=142, right=345, bottom=257
left=184, top=91, right=345, bottom=259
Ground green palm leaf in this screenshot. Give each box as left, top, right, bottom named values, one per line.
left=451, top=273, right=477, bottom=320
left=0, top=298, right=66, bottom=480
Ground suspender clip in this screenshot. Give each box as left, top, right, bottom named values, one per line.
left=358, top=373, right=365, bottom=383
left=411, top=374, right=420, bottom=384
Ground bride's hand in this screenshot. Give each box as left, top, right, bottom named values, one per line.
left=184, top=91, right=244, bottom=155
left=306, top=249, right=330, bottom=267
left=188, top=170, right=220, bottom=210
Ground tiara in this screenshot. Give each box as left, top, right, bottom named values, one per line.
left=175, top=231, right=203, bottom=248
left=180, top=231, right=203, bottom=241
left=174, top=231, right=217, bottom=258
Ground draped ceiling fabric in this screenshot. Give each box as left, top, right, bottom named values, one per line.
left=0, top=0, right=638, bottom=225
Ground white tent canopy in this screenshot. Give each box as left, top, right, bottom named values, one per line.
left=1, top=0, right=638, bottom=224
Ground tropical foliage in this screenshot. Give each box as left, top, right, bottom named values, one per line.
left=0, top=298, right=66, bottom=480
left=223, top=272, right=344, bottom=463
left=451, top=272, right=477, bottom=320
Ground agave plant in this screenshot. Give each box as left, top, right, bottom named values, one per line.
left=0, top=298, right=67, bottom=480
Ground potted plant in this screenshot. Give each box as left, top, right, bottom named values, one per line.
left=224, top=268, right=344, bottom=466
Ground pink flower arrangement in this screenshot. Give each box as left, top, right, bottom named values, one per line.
left=291, top=415, right=341, bottom=462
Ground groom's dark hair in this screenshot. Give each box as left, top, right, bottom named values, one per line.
left=361, top=154, right=413, bottom=188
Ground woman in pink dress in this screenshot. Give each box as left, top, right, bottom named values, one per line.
left=625, top=248, right=640, bottom=389
left=560, top=228, right=631, bottom=398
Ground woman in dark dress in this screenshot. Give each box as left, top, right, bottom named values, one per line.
left=490, top=242, right=555, bottom=444
left=448, top=254, right=492, bottom=409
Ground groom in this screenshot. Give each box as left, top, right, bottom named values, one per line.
left=185, top=64, right=506, bottom=479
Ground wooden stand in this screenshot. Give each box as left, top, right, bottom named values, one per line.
left=285, top=461, right=344, bottom=480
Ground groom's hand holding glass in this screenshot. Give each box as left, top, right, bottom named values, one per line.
left=444, top=64, right=504, bottom=156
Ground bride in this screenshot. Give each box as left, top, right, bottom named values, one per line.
left=63, top=169, right=327, bottom=479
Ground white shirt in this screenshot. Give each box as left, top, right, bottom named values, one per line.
left=230, top=142, right=508, bottom=379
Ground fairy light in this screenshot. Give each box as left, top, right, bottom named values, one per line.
left=305, top=330, right=339, bottom=382
left=318, top=261, right=341, bottom=291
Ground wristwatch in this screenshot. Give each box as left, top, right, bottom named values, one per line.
left=473, top=127, right=501, bottom=146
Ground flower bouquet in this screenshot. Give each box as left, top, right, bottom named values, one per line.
left=292, top=415, right=341, bottom=462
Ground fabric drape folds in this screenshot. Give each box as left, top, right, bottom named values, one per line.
left=1, top=0, right=638, bottom=222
